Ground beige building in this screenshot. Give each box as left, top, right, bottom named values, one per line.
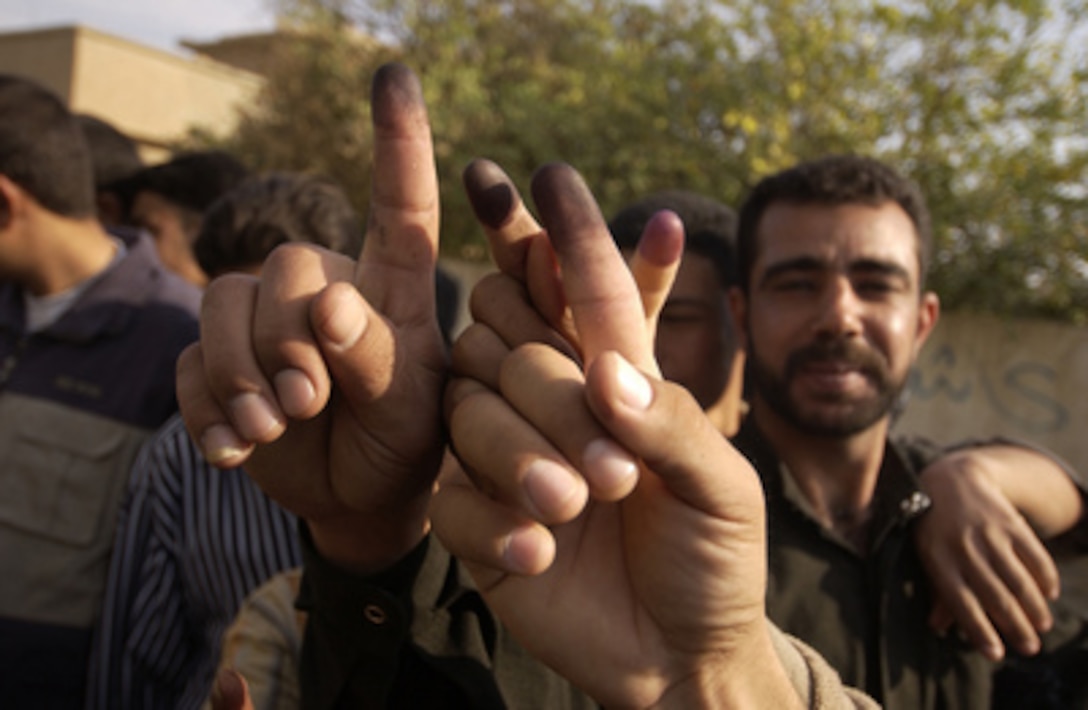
left=0, top=24, right=262, bottom=161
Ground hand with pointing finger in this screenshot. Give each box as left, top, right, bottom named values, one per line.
left=176, top=63, right=446, bottom=572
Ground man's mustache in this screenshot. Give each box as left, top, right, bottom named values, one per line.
left=784, top=339, right=889, bottom=382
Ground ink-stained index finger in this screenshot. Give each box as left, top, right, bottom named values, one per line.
left=530, top=163, right=661, bottom=375
left=356, top=63, right=440, bottom=325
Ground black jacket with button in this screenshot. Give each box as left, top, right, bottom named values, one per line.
left=734, top=419, right=1087, bottom=710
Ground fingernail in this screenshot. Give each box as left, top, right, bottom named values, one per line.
left=583, top=438, right=638, bottom=495
left=984, top=642, right=1005, bottom=662
left=1022, top=637, right=1040, bottom=655
left=523, top=458, right=580, bottom=520
left=228, top=392, right=283, bottom=440
left=502, top=527, right=544, bottom=575
left=464, top=160, right=515, bottom=228
left=613, top=356, right=653, bottom=410
left=201, top=425, right=251, bottom=466
left=274, top=369, right=316, bottom=417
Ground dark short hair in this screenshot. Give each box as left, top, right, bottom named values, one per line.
left=0, top=74, right=95, bottom=217
left=193, top=172, right=363, bottom=277
left=736, top=154, right=932, bottom=293
left=609, top=189, right=738, bottom=288
left=76, top=114, right=143, bottom=189
left=116, top=150, right=249, bottom=217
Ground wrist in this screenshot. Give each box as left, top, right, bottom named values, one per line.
left=652, top=622, right=804, bottom=710
left=309, top=496, right=430, bottom=574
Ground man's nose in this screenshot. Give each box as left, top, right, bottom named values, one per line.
left=812, top=277, right=862, bottom=337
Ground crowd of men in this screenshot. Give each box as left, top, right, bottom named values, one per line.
left=0, top=62, right=1084, bottom=710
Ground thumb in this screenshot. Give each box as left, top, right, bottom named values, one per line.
left=584, top=351, right=764, bottom=522
left=209, top=668, right=254, bottom=710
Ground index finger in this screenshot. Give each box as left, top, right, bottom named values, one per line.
left=531, top=163, right=678, bottom=374
left=356, top=63, right=440, bottom=323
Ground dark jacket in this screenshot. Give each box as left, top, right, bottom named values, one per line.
left=734, top=419, right=1088, bottom=709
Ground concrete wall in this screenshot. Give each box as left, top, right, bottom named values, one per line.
left=894, top=312, right=1088, bottom=483
left=0, top=26, right=76, bottom=101
left=0, top=25, right=261, bottom=162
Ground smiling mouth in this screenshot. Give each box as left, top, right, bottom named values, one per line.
left=802, top=360, right=857, bottom=375
left=795, top=361, right=870, bottom=392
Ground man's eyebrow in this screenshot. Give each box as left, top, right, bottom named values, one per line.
left=758, top=256, right=825, bottom=287
left=849, top=258, right=912, bottom=282
left=758, top=256, right=913, bottom=287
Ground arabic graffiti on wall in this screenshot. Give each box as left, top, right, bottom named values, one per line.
left=894, top=313, right=1086, bottom=475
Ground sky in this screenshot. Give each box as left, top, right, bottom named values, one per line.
left=0, top=0, right=278, bottom=54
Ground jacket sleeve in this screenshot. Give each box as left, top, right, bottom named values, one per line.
left=769, top=623, right=881, bottom=709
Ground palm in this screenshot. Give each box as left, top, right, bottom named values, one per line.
left=470, top=441, right=767, bottom=707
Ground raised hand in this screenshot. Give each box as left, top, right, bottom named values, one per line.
left=432, top=163, right=804, bottom=708
left=175, top=64, right=446, bottom=571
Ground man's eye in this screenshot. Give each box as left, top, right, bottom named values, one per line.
left=774, top=278, right=816, bottom=292
left=856, top=280, right=895, bottom=295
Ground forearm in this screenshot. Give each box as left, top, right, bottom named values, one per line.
left=973, top=445, right=1084, bottom=538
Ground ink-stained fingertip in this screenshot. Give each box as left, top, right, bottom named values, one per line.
left=463, top=159, right=518, bottom=229
left=371, top=63, right=424, bottom=122
left=529, top=163, right=606, bottom=251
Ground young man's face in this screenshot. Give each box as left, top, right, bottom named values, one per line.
left=733, top=200, right=938, bottom=437
left=130, top=190, right=206, bottom=286
left=655, top=252, right=737, bottom=410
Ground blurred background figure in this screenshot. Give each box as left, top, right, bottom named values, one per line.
left=116, top=150, right=250, bottom=286
left=75, top=114, right=144, bottom=228
left=609, top=189, right=746, bottom=436
left=0, top=74, right=201, bottom=708
left=193, top=171, right=362, bottom=278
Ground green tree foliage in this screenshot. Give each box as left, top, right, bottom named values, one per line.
left=203, top=0, right=1088, bottom=322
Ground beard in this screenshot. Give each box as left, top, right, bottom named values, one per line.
left=747, top=336, right=906, bottom=437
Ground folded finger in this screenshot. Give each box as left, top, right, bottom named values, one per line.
left=251, top=245, right=355, bottom=420
left=500, top=343, right=638, bottom=501
left=450, top=323, right=510, bottom=391
left=176, top=343, right=254, bottom=468
left=198, top=273, right=285, bottom=445
left=446, top=376, right=588, bottom=524
left=430, top=465, right=556, bottom=579
left=468, top=273, right=578, bottom=364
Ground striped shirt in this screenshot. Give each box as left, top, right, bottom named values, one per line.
left=87, top=414, right=301, bottom=709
